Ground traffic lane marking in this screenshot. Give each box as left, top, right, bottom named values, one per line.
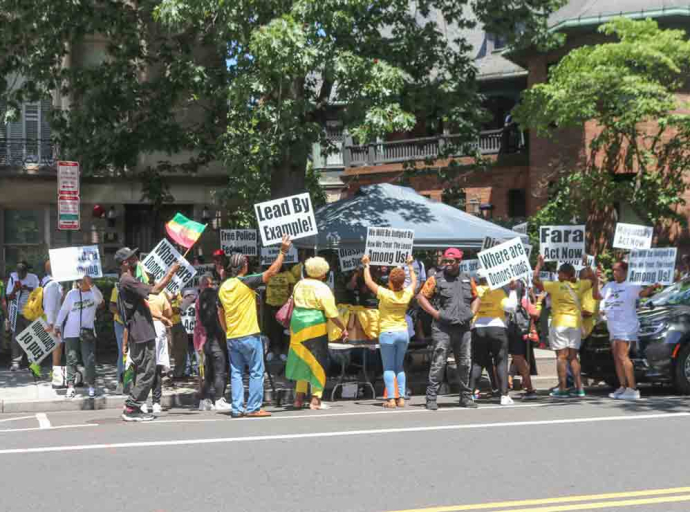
left=0, top=415, right=36, bottom=423
left=491, top=494, right=690, bottom=512
left=0, top=411, right=686, bottom=455
left=36, top=413, right=51, bottom=428
left=387, top=486, right=690, bottom=512
left=0, top=424, right=97, bottom=434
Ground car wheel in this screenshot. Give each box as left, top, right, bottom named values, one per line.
left=674, top=344, right=690, bottom=395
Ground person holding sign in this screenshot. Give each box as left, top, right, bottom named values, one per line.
left=418, top=248, right=480, bottom=410
left=115, top=247, right=180, bottom=422
left=145, top=280, right=174, bottom=415
left=217, top=234, right=292, bottom=418
left=593, top=261, right=659, bottom=401
left=533, top=256, right=597, bottom=398
left=55, top=276, right=103, bottom=399
left=6, top=261, right=40, bottom=371
left=361, top=254, right=416, bottom=408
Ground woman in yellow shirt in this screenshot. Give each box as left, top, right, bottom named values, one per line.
left=362, top=254, right=417, bottom=409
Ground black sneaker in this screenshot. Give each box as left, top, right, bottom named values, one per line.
left=425, top=400, right=438, bottom=411
left=522, top=390, right=538, bottom=400
left=121, top=406, right=155, bottom=422
left=459, top=397, right=478, bottom=408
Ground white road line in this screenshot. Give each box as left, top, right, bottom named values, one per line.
left=0, top=424, right=97, bottom=434
left=0, top=412, right=686, bottom=455
left=151, top=402, right=550, bottom=425
left=36, top=413, right=51, bottom=429
left=0, top=416, right=36, bottom=423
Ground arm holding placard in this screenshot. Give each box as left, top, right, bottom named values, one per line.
left=261, top=235, right=292, bottom=284
left=407, top=255, right=417, bottom=293
left=532, top=255, right=545, bottom=292
left=361, top=255, right=379, bottom=295
left=150, top=262, right=181, bottom=295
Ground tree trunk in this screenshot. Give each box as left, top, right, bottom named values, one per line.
left=270, top=144, right=309, bottom=199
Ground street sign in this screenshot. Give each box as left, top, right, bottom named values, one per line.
left=57, top=161, right=80, bottom=231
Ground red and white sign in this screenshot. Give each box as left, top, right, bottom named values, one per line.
left=57, top=161, right=80, bottom=197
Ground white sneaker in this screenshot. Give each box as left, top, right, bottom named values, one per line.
left=608, top=387, right=626, bottom=399
left=620, top=388, right=641, bottom=401
left=88, top=387, right=96, bottom=398
left=500, top=395, right=514, bottom=406
left=141, top=403, right=149, bottom=414
left=266, top=353, right=275, bottom=362
left=214, top=397, right=232, bottom=412
left=152, top=403, right=162, bottom=415
left=65, top=387, right=76, bottom=399
left=198, top=398, right=215, bottom=411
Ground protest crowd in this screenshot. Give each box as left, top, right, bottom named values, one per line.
left=0, top=201, right=686, bottom=423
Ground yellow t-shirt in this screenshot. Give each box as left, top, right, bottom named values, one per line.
left=147, top=292, right=173, bottom=322
left=581, top=288, right=600, bottom=338
left=543, top=280, right=593, bottom=329
left=291, top=263, right=303, bottom=281
left=474, top=286, right=509, bottom=324
left=170, top=293, right=182, bottom=325
left=377, top=286, right=414, bottom=333
left=293, top=279, right=339, bottom=319
left=110, top=287, right=123, bottom=325
left=266, top=271, right=296, bottom=307
left=218, top=274, right=263, bottom=340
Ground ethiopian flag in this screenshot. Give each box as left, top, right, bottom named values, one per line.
left=286, top=308, right=330, bottom=393
left=166, top=213, right=206, bottom=248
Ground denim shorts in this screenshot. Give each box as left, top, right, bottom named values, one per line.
left=609, top=332, right=638, bottom=343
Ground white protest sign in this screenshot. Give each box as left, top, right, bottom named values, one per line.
left=260, top=245, right=298, bottom=266
left=220, top=229, right=258, bottom=257
left=8, top=299, right=18, bottom=332
left=613, top=223, right=654, bottom=251
left=254, top=193, right=318, bottom=246
left=187, top=264, right=216, bottom=289
left=628, top=248, right=677, bottom=286
left=539, top=271, right=556, bottom=282
left=141, top=239, right=197, bottom=295
left=339, top=248, right=365, bottom=272
left=459, top=259, right=480, bottom=277
left=539, top=225, right=586, bottom=262
left=364, top=227, right=415, bottom=267
left=558, top=254, right=596, bottom=273
left=478, top=237, right=532, bottom=290
left=16, top=317, right=59, bottom=364
left=181, top=304, right=196, bottom=335
left=513, top=222, right=528, bottom=235
left=482, top=237, right=532, bottom=258
left=49, top=245, right=103, bottom=282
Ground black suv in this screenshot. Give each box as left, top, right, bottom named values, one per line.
left=581, top=280, right=690, bottom=394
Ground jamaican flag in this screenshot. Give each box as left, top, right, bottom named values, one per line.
left=286, top=307, right=330, bottom=392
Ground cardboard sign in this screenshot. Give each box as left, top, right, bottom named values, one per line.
left=260, top=245, right=298, bottom=266
left=364, top=227, right=414, bottom=267
left=254, top=193, right=318, bottom=246
left=628, top=248, right=677, bottom=286
left=478, top=237, right=532, bottom=290
left=181, top=303, right=196, bottom=335
left=49, top=246, right=103, bottom=282
left=459, top=259, right=480, bottom=277
left=220, top=229, right=258, bottom=257
left=141, top=239, right=197, bottom=295
left=539, top=225, right=586, bottom=262
left=613, top=223, right=654, bottom=250
left=16, top=318, right=59, bottom=364
left=339, top=248, right=365, bottom=272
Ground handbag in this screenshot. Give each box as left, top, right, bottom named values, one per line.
left=275, top=295, right=295, bottom=329
left=79, top=290, right=97, bottom=344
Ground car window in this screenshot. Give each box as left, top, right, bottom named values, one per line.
left=648, top=281, right=690, bottom=307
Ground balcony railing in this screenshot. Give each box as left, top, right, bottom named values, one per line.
left=343, top=129, right=524, bottom=168
left=0, top=138, right=58, bottom=169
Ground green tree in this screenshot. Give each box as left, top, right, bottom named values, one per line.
left=515, top=18, right=690, bottom=253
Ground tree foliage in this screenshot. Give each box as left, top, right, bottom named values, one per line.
left=514, top=18, right=690, bottom=252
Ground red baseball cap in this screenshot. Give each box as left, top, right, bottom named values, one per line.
left=213, top=249, right=225, bottom=258
left=443, top=248, right=464, bottom=260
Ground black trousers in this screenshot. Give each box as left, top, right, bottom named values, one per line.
left=470, top=327, right=509, bottom=396
left=202, top=337, right=227, bottom=402
left=125, top=340, right=156, bottom=409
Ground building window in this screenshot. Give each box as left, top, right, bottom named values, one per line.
left=0, top=98, right=53, bottom=167
left=508, top=189, right=527, bottom=218
left=3, top=208, right=44, bottom=273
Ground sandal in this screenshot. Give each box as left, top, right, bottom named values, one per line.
left=382, top=399, right=397, bottom=409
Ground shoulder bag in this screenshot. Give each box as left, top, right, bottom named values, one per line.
left=275, top=285, right=297, bottom=329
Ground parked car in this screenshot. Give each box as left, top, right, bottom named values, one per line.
left=581, top=279, right=690, bottom=394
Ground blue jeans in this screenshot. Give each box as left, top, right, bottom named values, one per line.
left=379, top=330, right=409, bottom=399
left=114, top=321, right=125, bottom=381
left=227, top=334, right=265, bottom=415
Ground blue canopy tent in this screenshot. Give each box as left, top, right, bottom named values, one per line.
left=293, top=184, right=526, bottom=250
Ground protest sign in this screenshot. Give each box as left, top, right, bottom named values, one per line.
left=482, top=237, right=532, bottom=258
left=141, top=239, right=197, bottom=295
left=8, top=299, right=18, bottom=333
left=364, top=227, right=415, bottom=267
left=558, top=254, right=596, bottom=273
left=187, top=264, right=216, bottom=289
left=254, top=193, right=318, bottom=246
left=181, top=303, right=196, bottom=335
left=628, top=248, right=677, bottom=286
left=540, top=225, right=586, bottom=262
left=260, top=245, right=298, bottom=266
left=459, top=259, right=480, bottom=277
left=16, top=318, right=59, bottom=364
left=513, top=222, right=528, bottom=235
left=220, top=229, right=258, bottom=257
left=613, top=223, right=654, bottom=250
left=539, top=271, right=555, bottom=282
left=478, top=237, right=532, bottom=290
left=49, top=245, right=103, bottom=282
left=338, top=248, right=365, bottom=272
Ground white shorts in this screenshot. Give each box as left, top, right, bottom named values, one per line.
left=549, top=326, right=582, bottom=351
left=154, top=320, right=171, bottom=369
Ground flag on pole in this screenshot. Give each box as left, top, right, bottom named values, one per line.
left=165, top=213, right=206, bottom=249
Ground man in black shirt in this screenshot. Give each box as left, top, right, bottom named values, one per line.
left=115, top=247, right=180, bottom=422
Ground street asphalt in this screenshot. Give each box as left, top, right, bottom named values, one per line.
left=0, top=388, right=689, bottom=512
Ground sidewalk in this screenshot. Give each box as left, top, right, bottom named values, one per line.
left=0, top=350, right=560, bottom=414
